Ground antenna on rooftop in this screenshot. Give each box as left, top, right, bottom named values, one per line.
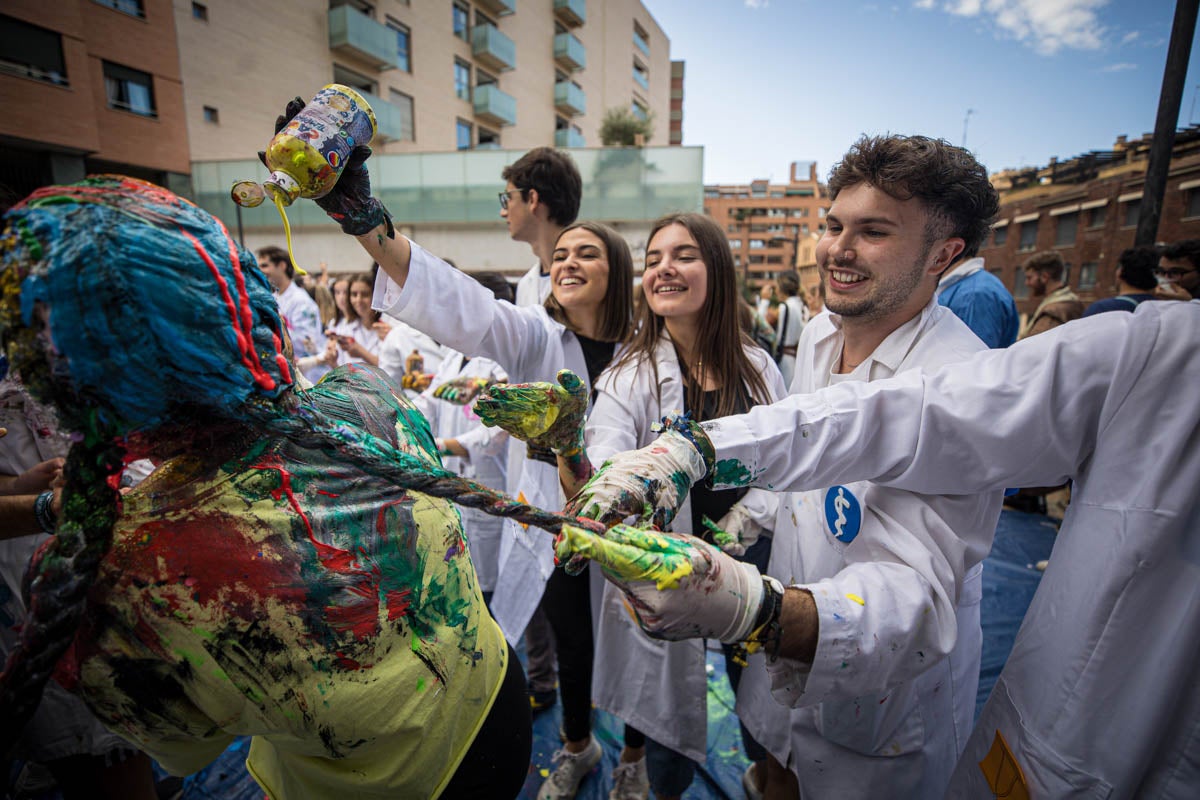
left=962, top=108, right=975, bottom=148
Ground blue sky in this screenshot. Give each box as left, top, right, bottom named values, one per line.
left=644, top=0, right=1199, bottom=184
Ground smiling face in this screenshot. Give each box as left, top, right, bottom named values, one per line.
left=257, top=255, right=288, bottom=291
left=643, top=223, right=708, bottom=326
left=817, top=182, right=957, bottom=330
left=551, top=228, right=611, bottom=314
left=332, top=278, right=351, bottom=317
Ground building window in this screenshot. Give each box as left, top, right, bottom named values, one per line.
left=103, top=61, right=156, bottom=117
left=1122, top=199, right=1140, bottom=228
left=633, top=21, right=650, bottom=55
left=749, top=255, right=764, bottom=265
left=1054, top=212, right=1078, bottom=247
left=992, top=226, right=1008, bottom=246
left=1186, top=190, right=1200, bottom=219
left=0, top=14, right=68, bottom=86
left=633, top=59, right=649, bottom=90
left=1017, top=220, right=1038, bottom=251
left=453, top=2, right=469, bottom=40
left=728, top=239, right=742, bottom=249
left=454, top=58, right=471, bottom=101
left=749, top=239, right=765, bottom=249
left=456, top=119, right=472, bottom=150
left=1087, top=205, right=1107, bottom=228
left=332, top=63, right=376, bottom=94
left=733, top=254, right=742, bottom=267
left=192, top=2, right=208, bottom=20
left=727, top=224, right=738, bottom=233
left=478, top=127, right=499, bottom=148
left=93, top=0, right=145, bottom=18
left=389, top=88, right=414, bottom=141
left=476, top=9, right=496, bottom=27
left=1078, top=262, right=1098, bottom=291
left=631, top=100, right=648, bottom=121
left=202, top=105, right=219, bottom=123
left=388, top=19, right=411, bottom=72
left=1014, top=270, right=1029, bottom=299
left=476, top=68, right=497, bottom=87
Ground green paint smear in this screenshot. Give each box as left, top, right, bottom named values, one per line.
left=558, top=524, right=693, bottom=590
left=700, top=516, right=737, bottom=549
left=711, top=458, right=753, bottom=487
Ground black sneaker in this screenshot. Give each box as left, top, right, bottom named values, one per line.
left=530, top=686, right=558, bottom=713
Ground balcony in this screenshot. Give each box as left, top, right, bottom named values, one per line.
left=358, top=90, right=404, bottom=142
left=554, top=81, right=586, bottom=116
left=472, top=23, right=516, bottom=72
left=553, top=0, right=586, bottom=27
left=327, top=5, right=399, bottom=70
left=553, top=32, right=586, bottom=71
left=474, top=84, right=516, bottom=127
left=475, top=0, right=515, bottom=16
left=555, top=128, right=586, bottom=148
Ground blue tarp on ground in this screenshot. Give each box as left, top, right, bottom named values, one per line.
left=8, top=510, right=1057, bottom=800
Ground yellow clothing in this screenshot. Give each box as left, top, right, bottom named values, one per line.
left=54, top=365, right=506, bottom=798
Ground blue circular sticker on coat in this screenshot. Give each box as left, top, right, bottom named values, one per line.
left=824, top=486, right=862, bottom=543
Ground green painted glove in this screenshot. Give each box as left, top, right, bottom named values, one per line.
left=474, top=369, right=587, bottom=456
left=433, top=376, right=496, bottom=405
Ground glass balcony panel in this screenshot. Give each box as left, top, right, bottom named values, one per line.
left=553, top=32, right=586, bottom=71
left=472, top=23, right=516, bottom=72
left=555, top=128, right=585, bottom=148
left=553, top=81, right=586, bottom=116
left=553, top=0, right=586, bottom=27
left=327, top=5, right=399, bottom=70
left=474, top=84, right=517, bottom=127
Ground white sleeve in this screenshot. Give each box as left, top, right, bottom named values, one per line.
left=701, top=311, right=1139, bottom=495
left=586, top=366, right=648, bottom=465
left=456, top=424, right=510, bottom=461
left=372, top=238, right=546, bottom=379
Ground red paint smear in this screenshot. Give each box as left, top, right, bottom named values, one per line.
left=315, top=489, right=340, bottom=498
left=215, top=217, right=292, bottom=387
left=178, top=226, right=276, bottom=391
left=385, top=588, right=411, bottom=622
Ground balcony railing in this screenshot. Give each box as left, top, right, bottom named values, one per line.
left=359, top=90, right=405, bottom=142
left=555, top=128, right=586, bottom=148
left=553, top=32, right=586, bottom=71
left=474, top=83, right=517, bottom=127
left=475, top=0, right=515, bottom=16
left=553, top=0, right=586, bottom=27
left=554, top=81, right=586, bottom=116
left=472, top=23, right=516, bottom=72
left=327, top=5, right=399, bottom=70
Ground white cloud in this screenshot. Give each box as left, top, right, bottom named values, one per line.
left=1121, top=30, right=1139, bottom=45
left=1102, top=62, right=1137, bottom=72
left=931, top=0, right=1109, bottom=55
left=913, top=0, right=936, bottom=9
left=744, top=0, right=769, bottom=8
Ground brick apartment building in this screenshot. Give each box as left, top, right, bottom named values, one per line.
left=980, top=125, right=1200, bottom=317
left=703, top=161, right=830, bottom=292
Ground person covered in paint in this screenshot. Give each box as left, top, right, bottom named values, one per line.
left=0, top=176, right=528, bottom=800
left=568, top=135, right=1005, bottom=799
left=476, top=212, right=787, bottom=799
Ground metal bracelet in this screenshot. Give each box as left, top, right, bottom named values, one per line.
left=34, top=489, right=57, bottom=534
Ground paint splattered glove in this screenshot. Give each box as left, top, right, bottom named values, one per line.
left=400, top=372, right=433, bottom=392
left=474, top=369, right=587, bottom=456
left=433, top=376, right=498, bottom=405
left=557, top=524, right=764, bottom=642
left=701, top=502, right=765, bottom=557
left=566, top=415, right=714, bottom=530
left=264, top=97, right=392, bottom=237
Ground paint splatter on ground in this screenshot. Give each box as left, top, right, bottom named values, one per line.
left=6, top=511, right=1054, bottom=798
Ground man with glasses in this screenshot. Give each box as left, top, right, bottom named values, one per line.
left=1156, top=239, right=1200, bottom=300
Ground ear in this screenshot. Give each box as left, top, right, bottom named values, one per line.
left=526, top=188, right=540, bottom=212
left=927, top=237, right=966, bottom=276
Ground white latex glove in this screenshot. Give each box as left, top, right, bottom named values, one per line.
left=557, top=523, right=764, bottom=642
left=702, top=502, right=765, bottom=557
left=567, top=416, right=713, bottom=529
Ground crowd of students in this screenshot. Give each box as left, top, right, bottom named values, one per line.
left=2, top=101, right=1198, bottom=800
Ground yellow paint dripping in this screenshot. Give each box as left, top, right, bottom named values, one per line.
left=273, top=191, right=307, bottom=276
left=846, top=593, right=865, bottom=606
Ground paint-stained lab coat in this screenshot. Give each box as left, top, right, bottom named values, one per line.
left=731, top=300, right=1001, bottom=799
left=707, top=300, right=1200, bottom=799
left=373, top=240, right=590, bottom=642
left=413, top=351, right=510, bottom=593
left=587, top=334, right=786, bottom=763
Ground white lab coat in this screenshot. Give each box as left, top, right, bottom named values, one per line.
left=373, top=240, right=591, bottom=642
left=587, top=334, right=786, bottom=763
left=704, top=300, right=1200, bottom=799
left=412, top=352, right=510, bottom=592
left=775, top=295, right=808, bottom=387
left=731, top=300, right=1000, bottom=798
left=328, top=317, right=381, bottom=367
left=514, top=261, right=552, bottom=307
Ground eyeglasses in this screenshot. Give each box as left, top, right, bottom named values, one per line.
left=1153, top=267, right=1196, bottom=279
left=498, top=190, right=522, bottom=210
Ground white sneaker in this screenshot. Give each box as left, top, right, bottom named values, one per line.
left=609, top=756, right=649, bottom=800
left=742, top=762, right=765, bottom=800
left=538, top=736, right=603, bottom=800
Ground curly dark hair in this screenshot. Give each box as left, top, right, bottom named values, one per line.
left=1116, top=246, right=1159, bottom=291
left=1161, top=239, right=1200, bottom=270
left=827, top=135, right=999, bottom=260
left=501, top=147, right=582, bottom=227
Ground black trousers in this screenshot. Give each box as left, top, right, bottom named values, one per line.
left=540, top=566, right=594, bottom=742
left=441, top=642, right=532, bottom=799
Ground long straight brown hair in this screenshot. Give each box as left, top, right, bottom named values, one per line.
left=612, top=213, right=771, bottom=419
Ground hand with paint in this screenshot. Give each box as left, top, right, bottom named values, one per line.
left=557, top=523, right=764, bottom=642
left=474, top=369, right=587, bottom=456
left=266, top=97, right=391, bottom=236
left=567, top=415, right=714, bottom=529
left=400, top=372, right=433, bottom=392
left=433, top=376, right=497, bottom=405
left=702, top=502, right=765, bottom=557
